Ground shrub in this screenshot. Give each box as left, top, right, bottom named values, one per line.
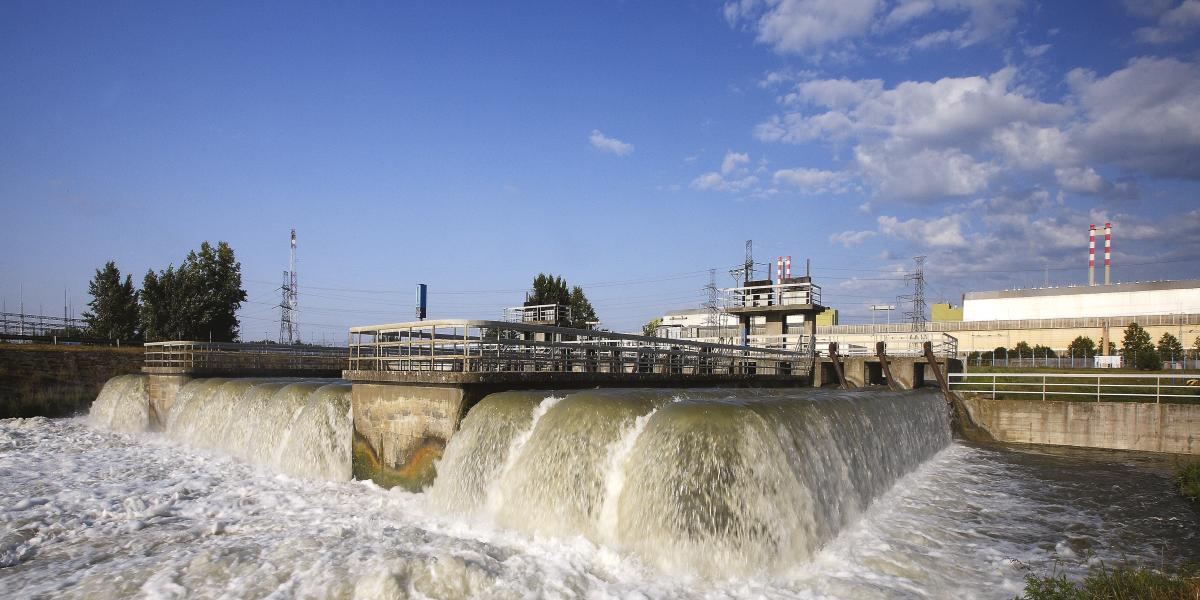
left=1016, top=561, right=1200, bottom=600
left=1178, top=462, right=1200, bottom=503
left=1134, top=349, right=1163, bottom=371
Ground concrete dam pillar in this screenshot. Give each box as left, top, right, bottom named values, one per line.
left=351, top=383, right=479, bottom=491
left=147, top=373, right=191, bottom=430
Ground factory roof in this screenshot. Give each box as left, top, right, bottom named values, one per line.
left=964, top=279, right=1200, bottom=301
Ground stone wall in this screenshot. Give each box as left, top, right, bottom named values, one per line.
left=962, top=396, right=1200, bottom=455
left=0, top=344, right=144, bottom=418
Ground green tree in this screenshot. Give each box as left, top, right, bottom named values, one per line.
left=1066, top=336, right=1097, bottom=358
left=1135, top=348, right=1163, bottom=371
left=1193, top=336, right=1200, bottom=360
left=83, top=261, right=140, bottom=341
left=139, top=242, right=247, bottom=342
left=525, top=274, right=597, bottom=329
left=1031, top=344, right=1056, bottom=359
left=1157, top=332, right=1184, bottom=362
left=1121, top=322, right=1153, bottom=364
left=643, top=318, right=663, bottom=337
left=1011, top=341, right=1032, bottom=358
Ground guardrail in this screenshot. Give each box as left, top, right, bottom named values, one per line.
left=347, top=319, right=814, bottom=376
left=724, top=281, right=822, bottom=309
left=818, top=312, right=1200, bottom=335
left=817, top=332, right=958, bottom=357
left=144, top=341, right=347, bottom=371
left=948, top=372, right=1200, bottom=403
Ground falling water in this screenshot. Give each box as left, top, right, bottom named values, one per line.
left=88, top=374, right=150, bottom=433
left=427, top=387, right=952, bottom=576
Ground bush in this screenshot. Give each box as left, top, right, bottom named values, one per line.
left=1135, top=349, right=1163, bottom=371
left=1016, top=561, right=1200, bottom=600
left=1179, top=462, right=1200, bottom=503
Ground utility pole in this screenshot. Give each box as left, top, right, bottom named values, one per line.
left=703, top=268, right=720, bottom=330
left=728, top=239, right=755, bottom=285
left=902, top=256, right=927, bottom=332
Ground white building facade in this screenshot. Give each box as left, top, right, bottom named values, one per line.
left=963, top=280, right=1200, bottom=322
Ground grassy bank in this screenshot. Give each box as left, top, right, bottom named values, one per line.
left=1016, top=563, right=1200, bottom=599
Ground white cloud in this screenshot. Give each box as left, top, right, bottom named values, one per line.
left=877, top=214, right=969, bottom=248
left=773, top=167, right=848, bottom=192
left=856, top=145, right=997, bottom=200
left=1132, top=0, right=1200, bottom=43
left=887, top=0, right=1025, bottom=49
left=721, top=151, right=751, bottom=175
left=690, top=172, right=760, bottom=192
left=829, top=229, right=877, bottom=246
left=589, top=130, right=634, bottom=156
left=1068, top=57, right=1200, bottom=179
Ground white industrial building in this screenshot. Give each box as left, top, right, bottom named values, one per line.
left=963, top=280, right=1200, bottom=321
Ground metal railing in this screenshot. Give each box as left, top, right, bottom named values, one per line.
left=347, top=319, right=814, bottom=376
left=949, top=372, right=1200, bottom=403
left=724, top=281, right=822, bottom=309
left=819, top=312, right=1200, bottom=335
left=144, top=341, right=348, bottom=371
left=502, top=304, right=571, bottom=324
left=817, top=332, right=958, bottom=357
left=964, top=355, right=1200, bottom=370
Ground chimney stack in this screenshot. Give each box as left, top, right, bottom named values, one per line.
left=1104, top=222, right=1112, bottom=285
left=1088, top=224, right=1096, bottom=286
left=784, top=256, right=792, bottom=280
left=776, top=256, right=783, bottom=285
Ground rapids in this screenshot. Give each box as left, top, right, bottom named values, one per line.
left=1, top=379, right=1193, bottom=597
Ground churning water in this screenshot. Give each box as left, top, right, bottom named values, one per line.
left=2, top=379, right=1197, bottom=598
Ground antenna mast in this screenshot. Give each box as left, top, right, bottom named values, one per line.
left=278, top=229, right=298, bottom=344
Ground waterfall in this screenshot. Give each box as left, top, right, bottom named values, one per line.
left=165, top=378, right=352, bottom=481
left=88, top=374, right=150, bottom=433
left=427, top=388, right=952, bottom=576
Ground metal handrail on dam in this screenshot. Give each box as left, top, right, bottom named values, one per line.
left=347, top=319, right=814, bottom=376
left=143, top=340, right=348, bottom=371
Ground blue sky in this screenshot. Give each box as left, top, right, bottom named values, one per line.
left=2, top=0, right=1199, bottom=339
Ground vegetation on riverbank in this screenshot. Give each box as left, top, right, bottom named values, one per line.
left=1179, top=462, right=1200, bottom=503
left=1016, top=562, right=1200, bottom=599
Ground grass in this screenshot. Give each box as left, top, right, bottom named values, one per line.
left=1178, top=462, right=1200, bottom=503
left=1016, top=562, right=1200, bottom=600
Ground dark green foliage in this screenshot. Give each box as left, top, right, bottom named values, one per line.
left=1192, top=336, right=1200, bottom=360
left=1122, top=323, right=1153, bottom=362
left=526, top=273, right=598, bottom=329
left=1012, top=341, right=1033, bottom=357
left=1015, top=561, right=1200, bottom=600
left=83, top=262, right=140, bottom=341
left=1067, top=336, right=1097, bottom=358
left=1178, top=462, right=1200, bottom=503
left=1032, top=344, right=1057, bottom=359
left=139, top=241, right=247, bottom=342
left=1158, top=333, right=1185, bottom=362
left=967, top=350, right=981, bottom=363
left=1135, top=348, right=1163, bottom=371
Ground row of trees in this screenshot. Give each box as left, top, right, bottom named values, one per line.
left=83, top=242, right=247, bottom=342
left=966, top=323, right=1200, bottom=370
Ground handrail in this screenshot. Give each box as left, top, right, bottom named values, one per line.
left=143, top=341, right=347, bottom=371
left=948, top=371, right=1200, bottom=404
left=348, top=319, right=814, bottom=376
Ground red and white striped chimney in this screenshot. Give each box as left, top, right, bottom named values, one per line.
left=1104, top=222, right=1112, bottom=285
left=1088, top=224, right=1096, bottom=286
left=784, top=256, right=792, bottom=280
left=776, top=256, right=783, bottom=285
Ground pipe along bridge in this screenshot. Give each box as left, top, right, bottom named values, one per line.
left=140, top=320, right=960, bottom=489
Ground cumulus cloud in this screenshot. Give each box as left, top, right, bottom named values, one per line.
left=773, top=167, right=847, bottom=192
left=589, top=130, right=634, bottom=156
left=1131, top=0, right=1200, bottom=43
left=877, top=214, right=969, bottom=248
left=724, top=0, right=1023, bottom=56
left=721, top=151, right=751, bottom=174
left=1067, top=57, right=1200, bottom=179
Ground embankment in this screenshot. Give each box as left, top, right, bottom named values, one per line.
left=961, top=396, right=1200, bottom=455
left=0, top=344, right=143, bottom=418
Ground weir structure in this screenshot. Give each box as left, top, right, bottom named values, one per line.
left=137, top=321, right=960, bottom=489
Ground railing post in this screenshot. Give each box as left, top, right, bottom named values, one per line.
left=1156, top=376, right=1160, bottom=404
left=1042, top=375, right=1046, bottom=401
left=991, top=375, right=996, bottom=399
left=1096, top=376, right=1100, bottom=402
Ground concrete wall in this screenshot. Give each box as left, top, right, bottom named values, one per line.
left=147, top=374, right=191, bottom=429
left=962, top=396, right=1200, bottom=455
left=0, top=344, right=144, bottom=418
left=351, top=383, right=472, bottom=490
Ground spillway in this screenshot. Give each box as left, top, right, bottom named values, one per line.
left=428, top=387, right=952, bottom=576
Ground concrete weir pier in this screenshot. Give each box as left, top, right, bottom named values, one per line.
left=344, top=319, right=818, bottom=488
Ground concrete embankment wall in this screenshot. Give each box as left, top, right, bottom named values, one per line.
left=962, top=396, right=1200, bottom=455
left=0, top=344, right=144, bottom=418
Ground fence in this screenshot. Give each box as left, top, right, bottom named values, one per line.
left=819, top=312, right=1200, bottom=335
left=817, top=332, right=958, bottom=357
left=347, top=319, right=814, bottom=376
left=143, top=341, right=347, bottom=371
left=948, top=372, right=1200, bottom=403
left=0, top=312, right=91, bottom=342
left=724, top=281, right=822, bottom=309
left=964, top=354, right=1200, bottom=370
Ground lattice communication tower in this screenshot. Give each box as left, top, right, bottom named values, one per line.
left=901, top=255, right=927, bottom=332
left=278, top=229, right=298, bottom=344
